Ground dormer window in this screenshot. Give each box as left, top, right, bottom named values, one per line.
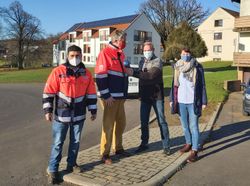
left=100, top=29, right=109, bottom=41
left=69, top=34, right=75, bottom=43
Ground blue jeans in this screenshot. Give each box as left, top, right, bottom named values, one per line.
left=140, top=100, right=170, bottom=149
left=48, top=120, right=84, bottom=172
left=179, top=103, right=199, bottom=151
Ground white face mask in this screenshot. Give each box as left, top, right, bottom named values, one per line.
left=143, top=51, right=153, bottom=60
left=68, top=57, right=81, bottom=66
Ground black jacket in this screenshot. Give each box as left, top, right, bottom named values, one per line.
left=133, top=55, right=164, bottom=103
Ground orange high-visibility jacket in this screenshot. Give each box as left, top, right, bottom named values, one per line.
left=43, top=63, right=97, bottom=123
left=95, top=43, right=128, bottom=99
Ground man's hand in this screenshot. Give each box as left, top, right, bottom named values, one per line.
left=45, top=113, right=53, bottom=122
left=105, top=97, right=115, bottom=107
left=169, top=102, right=173, bottom=107
left=202, top=104, right=207, bottom=110
left=125, top=68, right=133, bottom=76
left=90, top=114, right=97, bottom=121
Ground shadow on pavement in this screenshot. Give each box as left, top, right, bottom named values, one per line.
left=199, top=120, right=250, bottom=160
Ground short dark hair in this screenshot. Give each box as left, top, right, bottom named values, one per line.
left=67, top=45, right=82, bottom=53
left=182, top=47, right=190, bottom=53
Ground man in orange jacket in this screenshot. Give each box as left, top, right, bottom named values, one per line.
left=95, top=30, right=130, bottom=164
left=43, top=45, right=97, bottom=184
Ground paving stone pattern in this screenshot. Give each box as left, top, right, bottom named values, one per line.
left=60, top=124, right=206, bottom=185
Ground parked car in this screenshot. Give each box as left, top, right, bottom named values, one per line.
left=241, top=81, right=250, bottom=116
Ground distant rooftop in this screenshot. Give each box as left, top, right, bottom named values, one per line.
left=65, top=14, right=139, bottom=33
left=221, top=7, right=239, bottom=17
left=231, top=0, right=240, bottom=3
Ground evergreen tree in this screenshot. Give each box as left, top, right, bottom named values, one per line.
left=164, top=22, right=207, bottom=60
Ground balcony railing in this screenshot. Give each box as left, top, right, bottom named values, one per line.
left=234, top=16, right=250, bottom=32
left=233, top=52, right=250, bottom=67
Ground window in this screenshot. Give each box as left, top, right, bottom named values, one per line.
left=88, top=56, right=90, bottom=62
left=83, top=32, right=91, bottom=42
left=134, top=30, right=152, bottom=42
left=214, top=32, right=222, bottom=40
left=214, top=19, right=223, bottom=27
left=100, top=30, right=109, bottom=41
left=61, top=52, right=64, bottom=60
left=213, top=45, right=222, bottom=53
left=100, top=43, right=107, bottom=51
left=133, top=44, right=143, bottom=54
left=83, top=56, right=86, bottom=62
left=69, top=34, right=75, bottom=43
left=83, top=44, right=90, bottom=53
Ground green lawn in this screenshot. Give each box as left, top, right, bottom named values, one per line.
left=0, top=68, right=53, bottom=83
left=0, top=61, right=237, bottom=104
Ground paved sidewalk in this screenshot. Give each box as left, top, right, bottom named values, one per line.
left=60, top=104, right=221, bottom=186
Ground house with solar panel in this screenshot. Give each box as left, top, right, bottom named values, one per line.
left=52, top=13, right=161, bottom=67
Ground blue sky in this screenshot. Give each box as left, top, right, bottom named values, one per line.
left=0, top=0, right=240, bottom=36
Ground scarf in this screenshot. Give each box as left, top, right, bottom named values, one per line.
left=174, top=58, right=197, bottom=87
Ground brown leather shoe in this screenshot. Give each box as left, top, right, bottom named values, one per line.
left=187, top=150, right=198, bottom=163
left=179, top=144, right=192, bottom=153
left=101, top=155, right=112, bottom=165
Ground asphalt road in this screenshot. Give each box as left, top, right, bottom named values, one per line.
left=165, top=92, right=250, bottom=186
left=0, top=83, right=141, bottom=186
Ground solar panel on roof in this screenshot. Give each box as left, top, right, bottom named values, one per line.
left=77, top=14, right=138, bottom=30
left=65, top=23, right=83, bottom=33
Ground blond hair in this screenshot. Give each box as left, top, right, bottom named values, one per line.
left=111, top=30, right=127, bottom=42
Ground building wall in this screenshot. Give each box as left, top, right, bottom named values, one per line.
left=239, top=32, right=250, bottom=52
left=53, top=14, right=161, bottom=67
left=240, top=0, right=250, bottom=16
left=125, top=14, right=161, bottom=66
left=197, top=8, right=238, bottom=62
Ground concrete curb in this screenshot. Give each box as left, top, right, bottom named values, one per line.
left=63, top=103, right=222, bottom=186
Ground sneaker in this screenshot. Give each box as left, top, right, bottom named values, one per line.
left=179, top=144, right=192, bottom=154
left=101, top=155, right=112, bottom=165
left=66, top=164, right=82, bottom=173
left=187, top=150, right=198, bottom=163
left=46, top=168, right=61, bottom=184
left=163, top=148, right=171, bottom=156
left=115, top=149, right=131, bottom=157
left=134, top=145, right=149, bottom=154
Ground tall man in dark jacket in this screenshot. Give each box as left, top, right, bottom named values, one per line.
left=126, top=41, right=170, bottom=155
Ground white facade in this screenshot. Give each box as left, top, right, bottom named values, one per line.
left=124, top=14, right=161, bottom=67
left=53, top=14, right=161, bottom=67
left=197, top=7, right=239, bottom=62
left=240, top=0, right=250, bottom=16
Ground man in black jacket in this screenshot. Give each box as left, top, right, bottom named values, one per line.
left=126, top=42, right=170, bottom=155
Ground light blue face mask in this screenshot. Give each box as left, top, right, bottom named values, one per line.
left=181, top=55, right=191, bottom=62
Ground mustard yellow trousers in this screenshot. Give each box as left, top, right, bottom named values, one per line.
left=100, top=99, right=126, bottom=156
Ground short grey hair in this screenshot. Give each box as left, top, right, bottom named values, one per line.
left=111, top=30, right=127, bottom=42
left=144, top=41, right=154, bottom=50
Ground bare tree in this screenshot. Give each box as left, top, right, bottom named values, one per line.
left=0, top=1, right=42, bottom=69
left=139, top=0, right=209, bottom=49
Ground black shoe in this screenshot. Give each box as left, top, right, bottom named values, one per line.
left=46, top=168, right=61, bottom=184
left=135, top=145, right=148, bottom=153
left=66, top=164, right=82, bottom=173
left=115, top=149, right=131, bottom=157
left=163, top=148, right=171, bottom=156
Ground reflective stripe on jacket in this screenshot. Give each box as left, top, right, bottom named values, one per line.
left=42, top=63, right=97, bottom=123
left=95, top=43, right=128, bottom=99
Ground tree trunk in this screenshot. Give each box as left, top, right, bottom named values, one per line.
left=18, top=39, right=24, bottom=70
